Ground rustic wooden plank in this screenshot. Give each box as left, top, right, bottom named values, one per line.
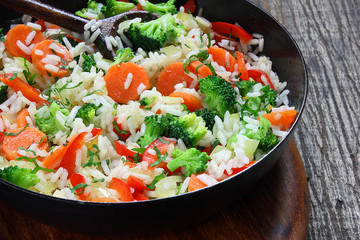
left=250, top=0, right=360, bottom=239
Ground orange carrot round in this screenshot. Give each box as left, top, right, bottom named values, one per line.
left=156, top=62, right=195, bottom=96
left=16, top=108, right=30, bottom=128
left=188, top=60, right=213, bottom=79
left=208, top=46, right=236, bottom=72
left=31, top=40, right=72, bottom=78
left=168, top=91, right=202, bottom=112
left=2, top=127, right=49, bottom=160
left=104, top=62, right=150, bottom=104
left=261, top=109, right=297, bottom=131
left=5, top=24, right=45, bottom=62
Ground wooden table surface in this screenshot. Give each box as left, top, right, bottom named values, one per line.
left=251, top=0, right=360, bottom=239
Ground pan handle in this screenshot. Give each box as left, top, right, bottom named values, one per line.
left=0, top=0, right=88, bottom=33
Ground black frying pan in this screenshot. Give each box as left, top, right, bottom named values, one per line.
left=0, top=0, right=307, bottom=234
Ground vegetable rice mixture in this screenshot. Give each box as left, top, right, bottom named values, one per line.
left=0, top=0, right=297, bottom=202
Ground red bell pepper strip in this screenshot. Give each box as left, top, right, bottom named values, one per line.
left=141, top=137, right=176, bottom=169
left=0, top=74, right=49, bottom=107
left=109, top=178, right=134, bottom=202
left=236, top=51, right=249, bottom=80
left=127, top=175, right=147, bottom=192
left=247, top=69, right=275, bottom=90
left=133, top=191, right=149, bottom=201
left=69, top=173, right=89, bottom=201
left=227, top=161, right=257, bottom=176
left=114, top=141, right=139, bottom=161
left=59, top=132, right=89, bottom=177
left=112, top=117, right=131, bottom=141
left=184, top=0, right=196, bottom=14
left=211, top=22, right=253, bottom=44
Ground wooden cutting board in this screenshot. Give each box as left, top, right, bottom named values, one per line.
left=0, top=139, right=309, bottom=240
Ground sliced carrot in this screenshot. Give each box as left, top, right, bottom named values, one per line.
left=260, top=109, right=297, bottom=131
left=104, top=62, right=150, bottom=104
left=5, top=24, right=45, bottom=62
left=236, top=51, right=249, bottom=81
left=156, top=62, right=196, bottom=96
left=109, top=178, right=134, bottom=202
left=124, top=161, right=137, bottom=168
left=90, top=197, right=119, bottom=203
left=16, top=108, right=30, bottom=128
left=0, top=74, right=48, bottom=107
left=2, top=127, right=49, bottom=160
left=188, top=174, right=207, bottom=192
left=168, top=91, right=202, bottom=112
left=31, top=40, right=72, bottom=78
left=188, top=60, right=213, bottom=78
left=42, top=134, right=78, bottom=169
left=208, top=46, right=236, bottom=72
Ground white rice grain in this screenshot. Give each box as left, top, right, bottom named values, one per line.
left=84, top=19, right=96, bottom=31
left=25, top=31, right=36, bottom=46
left=34, top=49, right=43, bottom=56
left=197, top=173, right=218, bottom=186
left=16, top=41, right=31, bottom=55
left=137, top=83, right=147, bottom=95
left=90, top=28, right=101, bottom=43
left=44, top=64, right=59, bottom=73
left=124, top=73, right=133, bottom=89
left=26, top=22, right=41, bottom=31
left=91, top=20, right=102, bottom=32
left=50, top=42, right=66, bottom=55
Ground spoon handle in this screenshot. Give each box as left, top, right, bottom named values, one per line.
left=0, top=0, right=88, bottom=33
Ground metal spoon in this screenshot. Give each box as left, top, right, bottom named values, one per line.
left=0, top=0, right=158, bottom=59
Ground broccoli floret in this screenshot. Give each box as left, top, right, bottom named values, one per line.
left=101, top=0, right=135, bottom=18
left=75, top=0, right=102, bottom=19
left=0, top=85, right=8, bottom=104
left=167, top=147, right=210, bottom=176
left=141, top=0, right=178, bottom=15
left=235, top=80, right=256, bottom=97
left=198, top=75, right=237, bottom=118
left=35, top=102, right=70, bottom=136
left=194, top=108, right=217, bottom=130
left=75, top=103, right=102, bottom=127
left=0, top=166, right=40, bottom=189
left=244, top=116, right=279, bottom=152
left=167, top=113, right=207, bottom=147
left=112, top=48, right=134, bottom=66
left=126, top=13, right=184, bottom=51
left=140, top=96, right=156, bottom=107
left=137, top=114, right=169, bottom=147
left=260, top=85, right=278, bottom=109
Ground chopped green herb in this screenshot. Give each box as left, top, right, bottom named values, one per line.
left=21, top=57, right=37, bottom=86
left=0, top=28, right=5, bottom=42
left=3, top=124, right=29, bottom=136
left=146, top=171, right=167, bottom=190
left=92, top=178, right=105, bottom=183
left=70, top=183, right=89, bottom=195
left=149, top=146, right=168, bottom=167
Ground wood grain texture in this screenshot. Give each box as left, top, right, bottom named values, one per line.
left=0, top=140, right=309, bottom=240
left=249, top=0, right=360, bottom=239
